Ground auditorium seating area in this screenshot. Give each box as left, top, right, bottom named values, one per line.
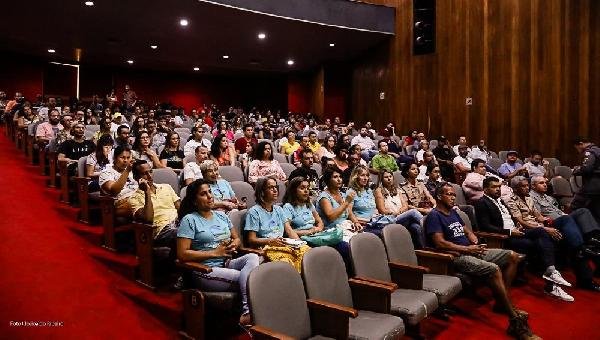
left=1, top=97, right=599, bottom=339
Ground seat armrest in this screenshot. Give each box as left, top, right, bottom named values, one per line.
left=349, top=278, right=394, bottom=314
left=307, top=298, right=356, bottom=339
left=353, top=276, right=398, bottom=289
left=424, top=246, right=461, bottom=257
left=415, top=249, right=455, bottom=275
left=388, top=261, right=427, bottom=290
left=175, top=259, right=213, bottom=274
left=250, top=325, right=295, bottom=340
left=474, top=231, right=508, bottom=249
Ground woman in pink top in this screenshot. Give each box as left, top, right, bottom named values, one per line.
left=212, top=121, right=235, bottom=141
left=248, top=141, right=286, bottom=184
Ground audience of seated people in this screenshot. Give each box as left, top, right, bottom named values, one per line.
left=8, top=90, right=600, bottom=340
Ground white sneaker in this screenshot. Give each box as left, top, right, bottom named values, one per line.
left=543, top=270, right=572, bottom=287
left=545, top=284, right=575, bottom=302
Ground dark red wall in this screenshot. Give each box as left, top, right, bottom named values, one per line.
left=324, top=65, right=351, bottom=120
left=287, top=75, right=311, bottom=113
left=0, top=55, right=44, bottom=100
left=1, top=54, right=288, bottom=112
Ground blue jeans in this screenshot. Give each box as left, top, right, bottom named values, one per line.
left=395, top=209, right=425, bottom=249
left=192, top=253, right=260, bottom=314
left=553, top=215, right=584, bottom=249
left=361, top=149, right=378, bottom=162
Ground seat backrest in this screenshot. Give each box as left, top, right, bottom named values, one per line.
left=457, top=205, right=478, bottom=231
left=152, top=168, right=180, bottom=195
left=570, top=176, right=582, bottom=194
left=174, top=127, right=190, bottom=135
left=498, top=151, right=509, bottom=162
left=554, top=166, right=572, bottom=179
left=382, top=224, right=418, bottom=266
left=219, top=165, right=244, bottom=182
left=183, top=154, right=195, bottom=165
left=234, top=132, right=244, bottom=140
left=258, top=139, right=275, bottom=153
left=228, top=209, right=247, bottom=240
left=78, top=156, right=88, bottom=177
left=311, top=163, right=322, bottom=176
left=393, top=170, right=405, bottom=185
left=276, top=180, right=286, bottom=204
left=179, top=186, right=188, bottom=200
left=229, top=181, right=256, bottom=207
left=405, top=145, right=414, bottom=156
left=84, top=130, right=95, bottom=140
left=487, top=158, right=503, bottom=171
left=178, top=132, right=191, bottom=146
left=489, top=151, right=499, bottom=159
left=370, top=173, right=379, bottom=186
left=551, top=177, right=573, bottom=197
left=157, top=145, right=165, bottom=155
left=544, top=158, right=561, bottom=168
left=302, top=246, right=354, bottom=308
left=429, top=139, right=438, bottom=149
left=349, top=232, right=392, bottom=282
left=248, top=262, right=312, bottom=339
left=280, top=163, right=297, bottom=178
left=450, top=183, right=467, bottom=206
left=273, top=153, right=288, bottom=164
left=85, top=124, right=100, bottom=133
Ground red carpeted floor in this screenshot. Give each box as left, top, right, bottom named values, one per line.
left=0, top=129, right=599, bottom=340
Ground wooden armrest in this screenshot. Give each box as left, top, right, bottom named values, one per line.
left=307, top=299, right=358, bottom=318
left=239, top=247, right=265, bottom=257
left=388, top=261, right=426, bottom=290
left=415, top=249, right=454, bottom=261
left=307, top=298, right=355, bottom=339
left=353, top=276, right=398, bottom=289
left=250, top=325, right=294, bottom=340
left=475, top=231, right=509, bottom=240
left=389, top=261, right=430, bottom=273
left=349, top=278, right=394, bottom=314
left=175, top=260, right=213, bottom=274
left=131, top=221, right=155, bottom=231
left=415, top=249, right=454, bottom=275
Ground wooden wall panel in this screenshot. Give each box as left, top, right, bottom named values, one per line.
left=353, top=0, right=599, bottom=164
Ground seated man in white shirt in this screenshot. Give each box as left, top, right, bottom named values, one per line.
left=415, top=139, right=435, bottom=165
left=351, top=126, right=376, bottom=161
left=453, top=145, right=473, bottom=182
left=184, top=126, right=212, bottom=157
left=183, top=146, right=209, bottom=186
left=452, top=135, right=472, bottom=156
left=523, top=150, right=548, bottom=178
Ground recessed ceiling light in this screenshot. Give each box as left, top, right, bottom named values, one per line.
left=84, top=1, right=94, bottom=6
left=257, top=33, right=266, bottom=40
left=329, top=43, right=335, bottom=47
left=127, top=59, right=134, bottom=64
left=150, top=45, right=158, bottom=49
left=287, top=59, right=295, bottom=66
left=193, top=67, right=200, bottom=71
left=179, top=19, right=189, bottom=26
left=47, top=49, right=56, bottom=53
left=222, top=55, right=229, bottom=59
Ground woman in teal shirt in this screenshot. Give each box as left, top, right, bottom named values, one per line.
left=282, top=177, right=324, bottom=236
left=347, top=165, right=377, bottom=223
left=177, top=179, right=259, bottom=325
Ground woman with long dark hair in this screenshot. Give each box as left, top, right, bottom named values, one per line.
left=210, top=133, right=237, bottom=166
left=159, top=132, right=185, bottom=169
left=177, top=179, right=259, bottom=326
left=132, top=131, right=163, bottom=169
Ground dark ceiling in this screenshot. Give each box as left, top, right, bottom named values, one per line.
left=0, top=0, right=393, bottom=74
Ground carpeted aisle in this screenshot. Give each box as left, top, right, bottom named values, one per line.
left=0, top=129, right=599, bottom=340
left=0, top=131, right=176, bottom=339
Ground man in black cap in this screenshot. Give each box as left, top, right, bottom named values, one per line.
left=432, top=136, right=457, bottom=182
left=498, top=151, right=528, bottom=179
left=572, top=137, right=600, bottom=221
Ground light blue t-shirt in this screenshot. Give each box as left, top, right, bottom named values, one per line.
left=316, top=191, right=348, bottom=229
left=245, top=205, right=288, bottom=239
left=283, top=203, right=315, bottom=231
left=177, top=211, right=232, bottom=267
left=210, top=179, right=235, bottom=201
left=349, top=188, right=376, bottom=221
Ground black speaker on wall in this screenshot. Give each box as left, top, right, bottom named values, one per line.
left=413, top=0, right=435, bottom=55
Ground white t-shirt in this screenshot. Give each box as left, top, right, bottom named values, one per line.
left=184, top=139, right=212, bottom=157
left=453, top=155, right=473, bottom=169
left=183, top=162, right=203, bottom=181
left=99, top=165, right=138, bottom=201
left=351, top=135, right=375, bottom=150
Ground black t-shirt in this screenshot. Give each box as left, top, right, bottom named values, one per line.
left=432, top=146, right=456, bottom=161
left=159, top=149, right=185, bottom=169
left=58, top=139, right=95, bottom=160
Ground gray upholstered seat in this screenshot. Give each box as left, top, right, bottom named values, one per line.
left=383, top=224, right=462, bottom=305
left=302, top=247, right=405, bottom=340
left=350, top=232, right=439, bottom=326
left=219, top=165, right=244, bottom=182
left=248, top=262, right=339, bottom=339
